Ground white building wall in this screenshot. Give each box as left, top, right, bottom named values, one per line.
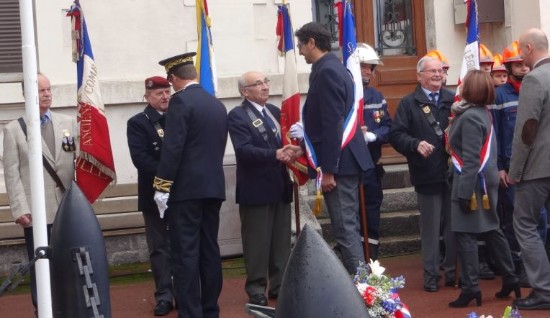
left=0, top=0, right=313, bottom=187
left=3, top=0, right=550, bottom=188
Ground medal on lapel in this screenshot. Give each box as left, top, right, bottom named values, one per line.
left=62, top=130, right=76, bottom=151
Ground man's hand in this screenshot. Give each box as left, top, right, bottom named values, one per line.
left=277, top=144, right=304, bottom=164
left=289, top=122, right=304, bottom=140
left=499, top=170, right=511, bottom=188
left=154, top=191, right=169, bottom=219
left=416, top=140, right=435, bottom=158
left=15, top=214, right=32, bottom=227
left=322, top=172, right=336, bottom=192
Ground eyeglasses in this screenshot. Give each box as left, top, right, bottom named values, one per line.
left=244, top=78, right=270, bottom=88
left=421, top=69, right=446, bottom=75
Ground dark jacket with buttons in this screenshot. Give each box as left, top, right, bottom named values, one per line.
left=127, top=105, right=165, bottom=212
left=389, top=84, right=454, bottom=193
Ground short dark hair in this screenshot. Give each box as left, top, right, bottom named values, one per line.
left=295, top=22, right=332, bottom=52
left=171, top=63, right=197, bottom=81
left=461, top=70, right=495, bottom=105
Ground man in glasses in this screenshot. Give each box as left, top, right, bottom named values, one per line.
left=294, top=22, right=373, bottom=274
left=227, top=71, right=301, bottom=306
left=390, top=56, right=456, bottom=292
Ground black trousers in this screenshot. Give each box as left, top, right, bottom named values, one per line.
left=455, top=230, right=516, bottom=293
left=166, top=199, right=223, bottom=318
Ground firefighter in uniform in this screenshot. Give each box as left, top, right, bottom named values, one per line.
left=357, top=43, right=392, bottom=260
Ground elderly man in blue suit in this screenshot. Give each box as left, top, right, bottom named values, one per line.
left=228, top=71, right=301, bottom=306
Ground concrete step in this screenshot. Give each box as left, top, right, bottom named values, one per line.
left=379, top=235, right=421, bottom=257
left=317, top=209, right=420, bottom=241
left=305, top=186, right=418, bottom=217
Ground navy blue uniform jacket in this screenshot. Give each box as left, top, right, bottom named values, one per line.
left=228, top=100, right=292, bottom=206
left=156, top=84, right=228, bottom=202
left=303, top=53, right=372, bottom=176
left=127, top=105, right=165, bottom=211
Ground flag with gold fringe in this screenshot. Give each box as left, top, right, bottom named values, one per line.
left=67, top=0, right=116, bottom=203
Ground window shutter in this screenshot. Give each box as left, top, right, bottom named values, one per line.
left=0, top=0, right=23, bottom=74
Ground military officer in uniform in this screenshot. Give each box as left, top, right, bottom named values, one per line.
left=153, top=52, right=228, bottom=318
left=356, top=43, right=392, bottom=261
left=127, top=76, right=174, bottom=316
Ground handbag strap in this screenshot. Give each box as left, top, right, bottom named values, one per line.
left=17, top=117, right=66, bottom=192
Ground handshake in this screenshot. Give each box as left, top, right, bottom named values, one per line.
left=277, top=144, right=304, bottom=164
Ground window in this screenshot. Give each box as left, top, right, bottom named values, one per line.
left=313, top=0, right=339, bottom=50
left=0, top=0, right=23, bottom=78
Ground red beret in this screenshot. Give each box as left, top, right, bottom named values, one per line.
left=145, top=76, right=170, bottom=89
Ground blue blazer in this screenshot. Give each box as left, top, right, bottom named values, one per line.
left=303, top=53, right=373, bottom=177
left=228, top=100, right=292, bottom=205
left=127, top=105, right=165, bottom=211
left=156, top=84, right=228, bottom=202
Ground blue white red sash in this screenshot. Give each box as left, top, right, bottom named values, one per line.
left=303, top=86, right=358, bottom=215
left=450, top=122, right=493, bottom=200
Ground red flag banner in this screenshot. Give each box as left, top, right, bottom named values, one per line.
left=67, top=1, right=116, bottom=203
left=277, top=4, right=308, bottom=185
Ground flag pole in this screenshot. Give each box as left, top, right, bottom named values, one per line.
left=359, top=185, right=370, bottom=261
left=18, top=0, right=53, bottom=316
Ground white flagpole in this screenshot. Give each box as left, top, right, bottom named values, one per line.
left=18, top=0, right=53, bottom=317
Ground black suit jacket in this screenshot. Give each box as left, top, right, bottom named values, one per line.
left=127, top=105, right=165, bottom=211
left=228, top=100, right=292, bottom=206
left=303, top=53, right=373, bottom=176
left=156, top=84, right=228, bottom=202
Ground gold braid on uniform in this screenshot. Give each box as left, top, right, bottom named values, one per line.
left=153, top=176, right=173, bottom=193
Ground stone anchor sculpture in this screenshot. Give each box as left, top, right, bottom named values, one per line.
left=246, top=224, right=371, bottom=317
left=50, top=181, right=111, bottom=317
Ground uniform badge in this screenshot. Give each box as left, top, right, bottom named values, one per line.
left=372, top=110, right=381, bottom=123
left=61, top=130, right=76, bottom=152
left=157, top=128, right=164, bottom=138
left=422, top=106, right=431, bottom=114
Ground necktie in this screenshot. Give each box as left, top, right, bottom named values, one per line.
left=429, top=92, right=438, bottom=105
left=262, top=108, right=280, bottom=143
left=40, top=115, right=49, bottom=127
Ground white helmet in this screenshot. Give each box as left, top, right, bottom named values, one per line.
left=357, top=43, right=383, bottom=65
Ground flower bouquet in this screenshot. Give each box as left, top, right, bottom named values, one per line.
left=353, top=259, right=409, bottom=318
left=468, top=305, right=522, bottom=318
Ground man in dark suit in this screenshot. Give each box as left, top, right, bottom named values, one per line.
left=509, top=28, right=550, bottom=310
left=228, top=71, right=301, bottom=306
left=389, top=56, right=456, bottom=292
left=294, top=22, right=373, bottom=274
left=153, top=52, right=228, bottom=318
left=127, top=76, right=174, bottom=316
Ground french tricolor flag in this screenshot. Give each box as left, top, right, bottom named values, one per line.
left=67, top=0, right=116, bottom=203
left=336, top=0, right=363, bottom=148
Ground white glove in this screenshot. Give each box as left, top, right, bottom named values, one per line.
left=154, top=191, right=169, bottom=219
left=289, top=122, right=304, bottom=140
left=364, top=131, right=377, bottom=143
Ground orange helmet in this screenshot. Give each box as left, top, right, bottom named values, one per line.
left=479, top=44, right=494, bottom=64
left=492, top=53, right=507, bottom=72
left=425, top=49, right=450, bottom=69
left=502, top=40, right=523, bottom=63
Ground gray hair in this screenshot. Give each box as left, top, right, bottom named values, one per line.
left=417, top=56, right=442, bottom=73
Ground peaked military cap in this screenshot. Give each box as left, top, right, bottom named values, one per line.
left=158, top=52, right=197, bottom=74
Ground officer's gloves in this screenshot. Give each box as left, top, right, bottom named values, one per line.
left=154, top=191, right=170, bottom=218
left=364, top=131, right=377, bottom=143
left=289, top=122, right=304, bottom=140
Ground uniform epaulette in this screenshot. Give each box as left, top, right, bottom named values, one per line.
left=153, top=176, right=173, bottom=193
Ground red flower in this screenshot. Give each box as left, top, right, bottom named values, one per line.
left=362, top=286, right=378, bottom=306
